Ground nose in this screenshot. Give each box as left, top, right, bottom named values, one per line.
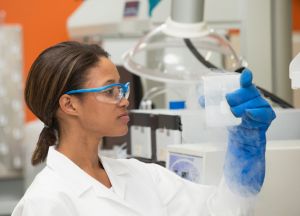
left=118, top=97, right=130, bottom=108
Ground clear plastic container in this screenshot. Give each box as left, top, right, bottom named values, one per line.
left=202, top=72, right=241, bottom=127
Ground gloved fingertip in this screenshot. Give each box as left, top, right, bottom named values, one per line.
left=225, top=93, right=231, bottom=105
left=240, top=69, right=253, bottom=88
left=198, top=95, right=205, bottom=108
left=225, top=92, right=237, bottom=107
left=269, top=109, right=277, bottom=122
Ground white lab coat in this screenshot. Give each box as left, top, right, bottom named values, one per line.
left=12, top=147, right=253, bottom=216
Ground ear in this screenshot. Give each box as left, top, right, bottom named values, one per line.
left=58, top=94, right=80, bottom=116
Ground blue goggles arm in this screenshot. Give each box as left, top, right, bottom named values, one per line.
left=65, top=82, right=130, bottom=95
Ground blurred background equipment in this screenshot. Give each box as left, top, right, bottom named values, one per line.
left=0, top=10, right=24, bottom=216
left=290, top=52, right=300, bottom=89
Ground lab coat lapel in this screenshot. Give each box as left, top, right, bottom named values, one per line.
left=100, top=156, right=128, bottom=200
left=96, top=157, right=145, bottom=215
left=99, top=157, right=166, bottom=216
left=47, top=147, right=93, bottom=196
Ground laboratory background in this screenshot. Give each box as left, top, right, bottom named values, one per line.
left=0, top=0, right=300, bottom=215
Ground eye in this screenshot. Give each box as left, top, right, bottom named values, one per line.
left=102, top=86, right=122, bottom=98
left=102, top=87, right=115, bottom=96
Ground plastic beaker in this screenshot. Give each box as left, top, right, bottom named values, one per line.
left=202, top=72, right=241, bottom=127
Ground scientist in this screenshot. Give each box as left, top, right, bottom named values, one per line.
left=12, top=41, right=275, bottom=216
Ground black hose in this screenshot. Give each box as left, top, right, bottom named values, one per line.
left=183, top=38, right=218, bottom=69
left=183, top=38, right=294, bottom=108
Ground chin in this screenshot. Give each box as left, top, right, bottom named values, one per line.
left=118, top=129, right=129, bottom=137
left=109, top=126, right=129, bottom=137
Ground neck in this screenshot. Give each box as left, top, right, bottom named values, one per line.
left=57, top=129, right=102, bottom=170
left=55, top=119, right=112, bottom=188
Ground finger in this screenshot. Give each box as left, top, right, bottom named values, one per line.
left=245, top=108, right=276, bottom=124
left=240, top=68, right=253, bottom=88
left=226, top=85, right=260, bottom=107
left=230, top=96, right=270, bottom=117
left=241, top=116, right=267, bottom=129
left=198, top=95, right=205, bottom=108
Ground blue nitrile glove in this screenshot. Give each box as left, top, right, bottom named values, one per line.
left=224, top=68, right=276, bottom=196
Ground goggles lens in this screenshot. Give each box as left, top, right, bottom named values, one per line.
left=65, top=82, right=130, bottom=104
left=95, top=83, right=130, bottom=104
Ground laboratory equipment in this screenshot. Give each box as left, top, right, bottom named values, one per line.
left=122, top=0, right=245, bottom=84
left=156, top=113, right=182, bottom=161
left=67, top=0, right=248, bottom=110
left=167, top=144, right=225, bottom=185
left=0, top=24, right=24, bottom=173
left=0, top=21, right=24, bottom=216
left=128, top=110, right=182, bottom=162
left=67, top=0, right=151, bottom=40
left=127, top=106, right=300, bottom=167
left=166, top=140, right=300, bottom=216
left=129, top=112, right=156, bottom=160
left=121, top=0, right=292, bottom=112
left=128, top=109, right=228, bottom=164
left=290, top=52, right=300, bottom=89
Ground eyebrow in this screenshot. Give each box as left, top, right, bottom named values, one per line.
left=103, top=78, right=120, bottom=85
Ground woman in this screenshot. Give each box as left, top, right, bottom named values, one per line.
left=12, top=41, right=275, bottom=216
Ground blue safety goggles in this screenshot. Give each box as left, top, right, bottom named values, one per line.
left=65, top=82, right=130, bottom=104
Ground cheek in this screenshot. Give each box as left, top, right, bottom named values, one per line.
left=79, top=102, right=127, bottom=136
left=83, top=105, right=114, bottom=129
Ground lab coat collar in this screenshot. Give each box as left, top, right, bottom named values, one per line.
left=46, top=146, right=130, bottom=198
left=100, top=156, right=128, bottom=199
left=47, top=146, right=94, bottom=197
left=100, top=156, right=143, bottom=215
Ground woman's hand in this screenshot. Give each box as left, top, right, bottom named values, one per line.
left=224, top=68, right=276, bottom=196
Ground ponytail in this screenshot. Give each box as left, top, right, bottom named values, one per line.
left=31, top=125, right=57, bottom=165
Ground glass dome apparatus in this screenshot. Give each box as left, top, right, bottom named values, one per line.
left=123, top=21, right=246, bottom=84
left=124, top=0, right=293, bottom=109
left=123, top=0, right=249, bottom=110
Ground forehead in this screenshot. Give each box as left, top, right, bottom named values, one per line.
left=85, top=57, right=120, bottom=87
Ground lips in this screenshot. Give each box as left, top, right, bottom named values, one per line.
left=118, top=112, right=130, bottom=124
left=118, top=112, right=129, bottom=118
